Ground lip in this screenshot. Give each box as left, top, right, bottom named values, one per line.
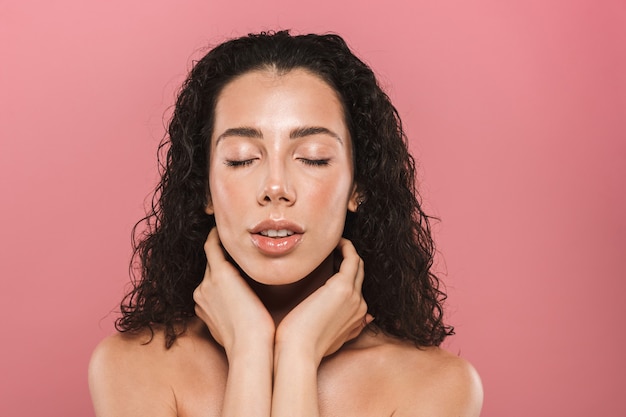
left=249, top=219, right=304, bottom=256
left=249, top=219, right=305, bottom=235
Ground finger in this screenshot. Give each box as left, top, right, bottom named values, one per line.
left=204, top=227, right=228, bottom=267
left=355, top=257, right=365, bottom=289
left=336, top=238, right=361, bottom=283
left=349, top=314, right=374, bottom=340
left=337, top=238, right=365, bottom=289
left=346, top=315, right=372, bottom=342
left=193, top=302, right=203, bottom=318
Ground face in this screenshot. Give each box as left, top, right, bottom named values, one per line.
left=206, top=68, right=359, bottom=285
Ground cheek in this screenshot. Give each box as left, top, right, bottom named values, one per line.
left=207, top=183, right=243, bottom=262
left=208, top=178, right=241, bottom=239
left=311, top=173, right=353, bottom=205
left=304, top=177, right=354, bottom=236
left=208, top=167, right=248, bottom=209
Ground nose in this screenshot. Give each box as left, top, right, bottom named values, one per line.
left=257, top=161, right=296, bottom=206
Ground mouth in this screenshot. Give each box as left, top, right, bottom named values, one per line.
left=259, top=229, right=295, bottom=238
left=249, top=220, right=304, bottom=255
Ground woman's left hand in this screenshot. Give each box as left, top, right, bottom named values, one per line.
left=274, top=238, right=373, bottom=364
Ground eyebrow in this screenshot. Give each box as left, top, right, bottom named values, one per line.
left=215, top=127, right=263, bottom=144
left=290, top=126, right=343, bottom=145
left=215, top=126, right=343, bottom=145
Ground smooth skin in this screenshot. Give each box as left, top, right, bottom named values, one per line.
left=89, top=69, right=483, bottom=417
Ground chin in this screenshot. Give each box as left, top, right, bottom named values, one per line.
left=232, top=252, right=335, bottom=287
left=239, top=262, right=316, bottom=286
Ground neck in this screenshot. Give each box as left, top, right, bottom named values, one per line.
left=245, top=254, right=335, bottom=325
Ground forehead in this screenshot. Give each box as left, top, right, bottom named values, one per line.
left=212, top=68, right=348, bottom=134
left=218, top=67, right=340, bottom=100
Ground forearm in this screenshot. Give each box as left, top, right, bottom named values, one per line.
left=271, top=346, right=320, bottom=417
left=222, top=343, right=274, bottom=417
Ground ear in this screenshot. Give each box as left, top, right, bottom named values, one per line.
left=205, top=195, right=214, bottom=215
left=347, top=185, right=362, bottom=213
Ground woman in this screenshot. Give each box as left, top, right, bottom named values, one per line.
left=89, top=31, right=483, bottom=416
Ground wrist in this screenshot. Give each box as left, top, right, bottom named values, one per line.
left=226, top=331, right=275, bottom=360
left=273, top=341, right=320, bottom=373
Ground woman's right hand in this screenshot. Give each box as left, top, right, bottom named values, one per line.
left=193, top=228, right=275, bottom=356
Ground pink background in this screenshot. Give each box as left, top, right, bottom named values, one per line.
left=1, top=0, right=625, bottom=415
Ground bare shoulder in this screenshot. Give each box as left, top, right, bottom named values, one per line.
left=342, top=332, right=483, bottom=417
left=89, top=327, right=177, bottom=416
left=88, top=320, right=226, bottom=417
left=387, top=340, right=483, bottom=416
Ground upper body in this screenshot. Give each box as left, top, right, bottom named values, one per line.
left=90, top=318, right=482, bottom=417
left=89, top=31, right=483, bottom=417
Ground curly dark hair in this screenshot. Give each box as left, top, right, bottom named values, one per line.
left=116, top=30, right=454, bottom=348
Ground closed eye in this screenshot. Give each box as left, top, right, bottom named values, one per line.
left=225, top=159, right=256, bottom=167
left=299, top=158, right=330, bottom=166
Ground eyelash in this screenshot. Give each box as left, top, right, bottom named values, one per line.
left=224, top=159, right=255, bottom=167
left=300, top=158, right=330, bottom=166
left=225, top=158, right=330, bottom=167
